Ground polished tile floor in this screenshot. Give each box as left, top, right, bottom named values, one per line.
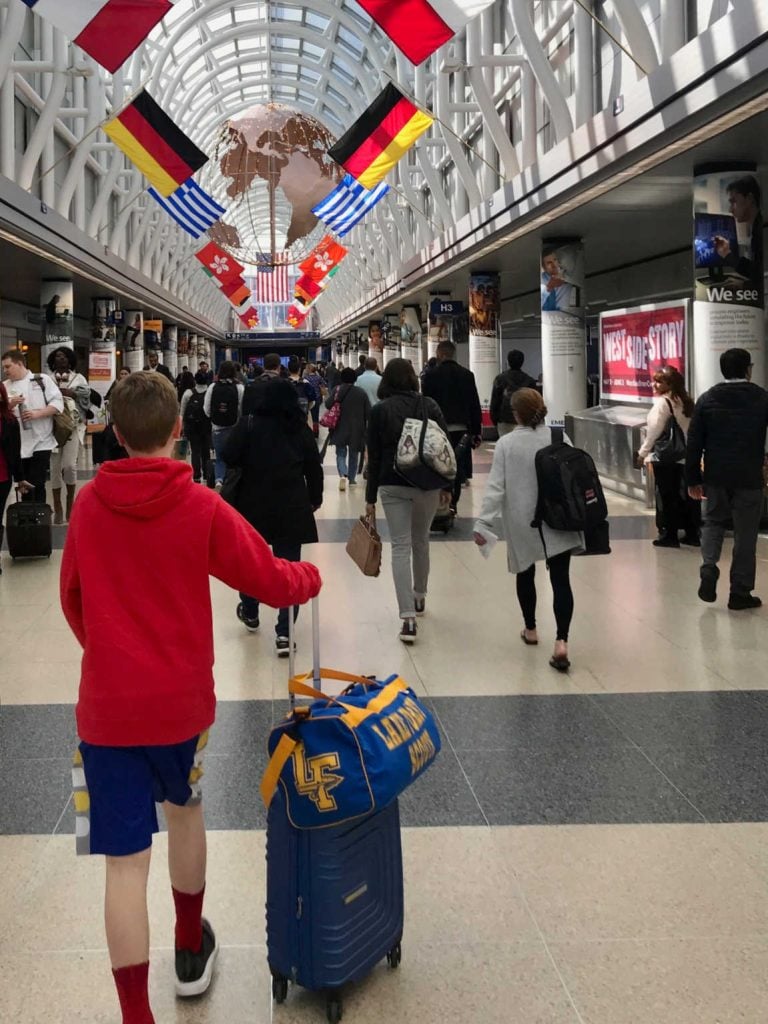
left=2, top=441, right=768, bottom=1022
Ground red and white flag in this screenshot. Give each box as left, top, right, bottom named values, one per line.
left=252, top=255, right=290, bottom=304
left=21, top=1, right=174, bottom=75
left=355, top=0, right=494, bottom=66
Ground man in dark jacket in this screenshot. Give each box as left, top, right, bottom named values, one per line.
left=421, top=340, right=482, bottom=513
left=241, top=352, right=282, bottom=416
left=489, top=350, right=538, bottom=436
left=686, top=347, right=768, bottom=609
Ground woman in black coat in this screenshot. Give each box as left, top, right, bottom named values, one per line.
left=325, top=366, right=371, bottom=490
left=222, top=380, right=323, bottom=655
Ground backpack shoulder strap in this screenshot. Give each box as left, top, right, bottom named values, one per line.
left=550, top=426, right=564, bottom=445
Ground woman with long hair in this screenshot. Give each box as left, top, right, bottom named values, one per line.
left=47, top=346, right=90, bottom=523
left=365, top=358, right=449, bottom=644
left=0, top=382, right=30, bottom=572
left=222, top=381, right=322, bottom=656
left=474, top=388, right=582, bottom=672
left=636, top=366, right=700, bottom=547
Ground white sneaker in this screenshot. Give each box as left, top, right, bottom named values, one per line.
left=338, top=477, right=346, bottom=491
left=214, top=481, right=223, bottom=493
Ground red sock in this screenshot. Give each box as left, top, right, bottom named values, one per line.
left=172, top=885, right=205, bottom=952
left=112, top=962, right=154, bottom=1024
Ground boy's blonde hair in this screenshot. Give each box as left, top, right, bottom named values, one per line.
left=110, top=371, right=179, bottom=452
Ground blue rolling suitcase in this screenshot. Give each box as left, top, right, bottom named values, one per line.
left=265, top=599, right=404, bottom=1023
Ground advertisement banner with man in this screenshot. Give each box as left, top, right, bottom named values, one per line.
left=600, top=301, right=688, bottom=402
left=163, top=324, right=178, bottom=376
left=122, top=310, right=144, bottom=371
left=692, top=167, right=764, bottom=393
left=427, top=299, right=463, bottom=359
left=41, top=281, right=74, bottom=365
left=469, top=273, right=500, bottom=425
left=400, top=306, right=423, bottom=372
left=540, top=240, right=585, bottom=425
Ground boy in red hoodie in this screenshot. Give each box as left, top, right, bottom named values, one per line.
left=60, top=372, right=321, bottom=1024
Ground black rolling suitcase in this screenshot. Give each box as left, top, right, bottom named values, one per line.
left=6, top=493, right=53, bottom=560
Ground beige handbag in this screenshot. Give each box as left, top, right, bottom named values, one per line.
left=346, top=514, right=382, bottom=577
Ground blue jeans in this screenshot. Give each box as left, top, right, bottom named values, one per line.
left=212, top=426, right=233, bottom=485
left=336, top=446, right=357, bottom=483
left=240, top=540, right=302, bottom=636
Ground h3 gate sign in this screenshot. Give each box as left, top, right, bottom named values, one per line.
left=600, top=300, right=688, bottom=403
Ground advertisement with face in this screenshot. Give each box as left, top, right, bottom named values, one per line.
left=692, top=168, right=764, bottom=392
left=122, top=310, right=144, bottom=371
left=469, top=272, right=500, bottom=423
left=540, top=240, right=585, bottom=426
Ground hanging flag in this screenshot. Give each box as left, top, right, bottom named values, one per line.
left=294, top=274, right=324, bottom=304
left=286, top=305, right=308, bottom=329
left=148, top=179, right=225, bottom=239
left=252, top=256, right=290, bottom=304
left=355, top=0, right=495, bottom=66
left=328, top=84, right=433, bottom=190
left=194, top=241, right=245, bottom=287
left=221, top=277, right=250, bottom=308
left=20, top=0, right=173, bottom=75
left=238, top=306, right=260, bottom=329
left=298, top=236, right=348, bottom=282
left=312, top=174, right=389, bottom=238
left=103, top=89, right=207, bottom=197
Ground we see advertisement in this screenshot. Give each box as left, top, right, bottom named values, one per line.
left=600, top=301, right=688, bottom=403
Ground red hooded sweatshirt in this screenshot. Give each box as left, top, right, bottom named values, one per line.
left=60, top=458, right=321, bottom=746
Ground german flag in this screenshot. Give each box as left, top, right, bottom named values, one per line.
left=104, top=90, right=208, bottom=197
left=328, top=84, right=433, bottom=191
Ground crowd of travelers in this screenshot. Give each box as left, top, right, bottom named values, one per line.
left=0, top=342, right=765, bottom=641
left=1, top=339, right=766, bottom=1024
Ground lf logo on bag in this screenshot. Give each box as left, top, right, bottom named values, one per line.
left=292, top=746, right=343, bottom=812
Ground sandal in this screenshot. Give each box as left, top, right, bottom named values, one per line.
left=520, top=631, right=538, bottom=646
left=549, top=655, right=571, bottom=673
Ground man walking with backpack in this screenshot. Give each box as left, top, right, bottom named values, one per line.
left=204, top=361, right=244, bottom=490
left=490, top=350, right=538, bottom=437
left=686, top=347, right=768, bottom=610
left=181, top=371, right=213, bottom=484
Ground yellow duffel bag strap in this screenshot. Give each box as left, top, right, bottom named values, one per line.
left=260, top=733, right=298, bottom=808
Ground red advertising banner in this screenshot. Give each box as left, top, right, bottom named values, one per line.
left=600, top=301, right=688, bottom=403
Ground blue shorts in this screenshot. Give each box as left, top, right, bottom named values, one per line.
left=72, top=731, right=210, bottom=857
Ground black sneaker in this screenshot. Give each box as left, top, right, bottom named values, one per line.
left=727, top=593, right=762, bottom=611
left=414, top=598, right=425, bottom=616
left=653, top=536, right=680, bottom=548
left=236, top=602, right=259, bottom=632
left=175, top=918, right=218, bottom=998
left=399, top=620, right=417, bottom=644
left=698, top=575, right=717, bottom=603
left=275, top=636, right=296, bottom=658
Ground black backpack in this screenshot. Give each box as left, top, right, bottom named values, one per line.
left=209, top=381, right=238, bottom=427
left=183, top=390, right=209, bottom=433
left=533, top=427, right=607, bottom=532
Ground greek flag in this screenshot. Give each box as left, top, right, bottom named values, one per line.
left=148, top=178, right=226, bottom=239
left=312, top=174, right=389, bottom=238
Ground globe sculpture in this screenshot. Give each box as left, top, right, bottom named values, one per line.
left=214, top=103, right=342, bottom=261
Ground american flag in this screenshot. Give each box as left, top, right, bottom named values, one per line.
left=252, top=254, right=290, bottom=304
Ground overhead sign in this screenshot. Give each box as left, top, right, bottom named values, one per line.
left=429, top=299, right=463, bottom=317
left=225, top=331, right=320, bottom=342
left=600, top=300, right=688, bottom=403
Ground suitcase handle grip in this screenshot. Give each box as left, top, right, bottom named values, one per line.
left=288, top=595, right=322, bottom=705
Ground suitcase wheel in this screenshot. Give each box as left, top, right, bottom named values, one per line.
left=326, top=993, right=343, bottom=1024
left=271, top=973, right=288, bottom=1004
left=386, top=942, right=402, bottom=969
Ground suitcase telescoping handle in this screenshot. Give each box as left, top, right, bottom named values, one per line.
left=288, top=594, right=321, bottom=708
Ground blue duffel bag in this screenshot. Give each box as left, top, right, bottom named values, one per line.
left=261, top=670, right=441, bottom=829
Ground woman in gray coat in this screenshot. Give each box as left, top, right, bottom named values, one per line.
left=474, top=388, right=582, bottom=672
left=325, top=366, right=371, bottom=490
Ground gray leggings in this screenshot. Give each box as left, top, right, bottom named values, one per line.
left=379, top=485, right=441, bottom=619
